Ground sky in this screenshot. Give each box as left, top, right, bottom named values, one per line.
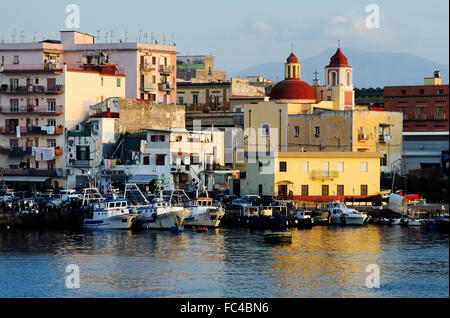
left=0, top=0, right=448, bottom=72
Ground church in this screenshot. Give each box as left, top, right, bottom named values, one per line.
left=240, top=48, right=403, bottom=201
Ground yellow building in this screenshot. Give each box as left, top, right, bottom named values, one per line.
left=242, top=151, right=382, bottom=201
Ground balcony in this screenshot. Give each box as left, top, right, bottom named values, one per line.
left=434, top=113, right=446, bottom=120
left=0, top=146, right=32, bottom=155
left=1, top=64, right=63, bottom=74
left=69, top=159, right=93, bottom=168
left=158, top=82, right=175, bottom=91
left=415, top=113, right=427, bottom=121
left=140, top=63, right=156, bottom=72
left=0, top=126, right=64, bottom=136
left=140, top=84, right=157, bottom=92
left=0, top=84, right=64, bottom=95
left=0, top=105, right=63, bottom=115
left=378, top=135, right=392, bottom=143
left=0, top=168, right=63, bottom=178
left=358, top=133, right=369, bottom=141
left=311, top=170, right=339, bottom=180
left=159, top=65, right=174, bottom=73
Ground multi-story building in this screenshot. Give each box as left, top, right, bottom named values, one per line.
left=66, top=98, right=186, bottom=190
left=177, top=78, right=266, bottom=112
left=384, top=71, right=449, bottom=173
left=177, top=55, right=226, bottom=83
left=244, top=151, right=382, bottom=200
left=0, top=62, right=125, bottom=190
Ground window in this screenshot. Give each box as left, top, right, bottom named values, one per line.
left=347, top=72, right=351, bottom=86
left=337, top=162, right=344, bottom=172
left=152, top=56, right=156, bottom=65
left=314, top=126, right=320, bottom=137
left=419, top=89, right=424, bottom=95
left=193, top=94, right=198, bottom=105
left=47, top=119, right=56, bottom=127
left=381, top=154, right=387, bottom=166
left=47, top=99, right=56, bottom=112
left=178, top=96, right=184, bottom=105
left=76, top=146, right=90, bottom=160
left=190, top=154, right=200, bottom=165
left=361, top=185, right=368, bottom=196
left=117, top=78, right=121, bottom=87
left=101, top=77, right=104, bottom=86
left=301, top=185, right=309, bottom=196
left=261, top=123, right=270, bottom=137
left=10, top=99, right=19, bottom=112
left=47, top=139, right=56, bottom=147
left=294, top=126, right=300, bottom=137
left=360, top=162, right=368, bottom=172
left=322, top=185, right=329, bottom=196
left=35, top=78, right=39, bottom=85
left=13, top=56, right=19, bottom=64
left=47, top=160, right=55, bottom=171
left=438, top=89, right=444, bottom=95
left=279, top=161, right=287, bottom=172
left=337, top=185, right=344, bottom=196
left=143, top=156, right=150, bottom=165
left=401, top=89, right=406, bottom=96
left=301, top=161, right=309, bottom=172
left=156, top=154, right=165, bottom=166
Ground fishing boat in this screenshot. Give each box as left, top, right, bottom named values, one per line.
left=83, top=197, right=137, bottom=229
left=313, top=211, right=330, bottom=225
left=296, top=209, right=313, bottom=228
left=171, top=189, right=225, bottom=228
left=327, top=201, right=368, bottom=225
left=263, top=231, right=292, bottom=244
left=125, top=184, right=189, bottom=231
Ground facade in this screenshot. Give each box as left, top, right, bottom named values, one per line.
left=66, top=99, right=186, bottom=190
left=0, top=63, right=125, bottom=190
left=177, top=55, right=226, bottom=83
left=242, top=151, right=382, bottom=201
left=384, top=71, right=449, bottom=173
left=177, top=78, right=266, bottom=112
left=0, top=31, right=177, bottom=104
left=93, top=128, right=225, bottom=192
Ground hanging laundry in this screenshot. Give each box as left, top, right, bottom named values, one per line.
left=41, top=147, right=55, bottom=161
left=111, top=159, right=117, bottom=168
left=16, top=126, right=20, bottom=138
left=104, top=159, right=111, bottom=169
left=140, top=140, right=148, bottom=153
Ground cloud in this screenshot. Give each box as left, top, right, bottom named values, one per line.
left=240, top=20, right=273, bottom=37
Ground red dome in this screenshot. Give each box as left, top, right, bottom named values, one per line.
left=270, top=79, right=315, bottom=100
left=286, top=52, right=298, bottom=63
left=327, top=48, right=349, bottom=67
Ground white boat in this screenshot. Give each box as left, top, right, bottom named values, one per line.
left=83, top=198, right=137, bottom=229
left=327, top=201, right=368, bottom=225
left=296, top=210, right=313, bottom=228
left=125, top=184, right=189, bottom=231
left=170, top=189, right=225, bottom=228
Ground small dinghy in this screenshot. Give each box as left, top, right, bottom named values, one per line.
left=263, top=232, right=292, bottom=244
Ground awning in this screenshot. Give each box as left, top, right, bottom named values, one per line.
left=2, top=176, right=50, bottom=182
left=276, top=180, right=294, bottom=184
left=6, top=155, right=23, bottom=166
left=127, top=174, right=157, bottom=184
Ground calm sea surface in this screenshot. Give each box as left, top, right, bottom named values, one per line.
left=0, top=225, right=448, bottom=298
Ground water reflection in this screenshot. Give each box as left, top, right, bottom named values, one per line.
left=0, top=225, right=448, bottom=298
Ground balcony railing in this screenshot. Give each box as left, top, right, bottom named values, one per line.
left=0, top=146, right=32, bottom=155
left=311, top=170, right=339, bottom=179
left=379, top=135, right=392, bottom=143
left=158, top=82, right=175, bottom=91
left=358, top=133, right=369, bottom=141
left=140, top=63, right=156, bottom=71
left=159, top=65, right=174, bottom=73
left=69, top=159, right=93, bottom=168
left=434, top=113, right=446, bottom=120
left=0, top=126, right=64, bottom=136
left=0, top=105, right=63, bottom=115
left=0, top=168, right=63, bottom=177
left=415, top=113, right=427, bottom=120
left=0, top=84, right=64, bottom=94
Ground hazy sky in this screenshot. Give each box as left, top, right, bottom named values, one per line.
left=1, top=0, right=448, bottom=72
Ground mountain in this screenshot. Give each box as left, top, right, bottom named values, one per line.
left=231, top=48, right=449, bottom=88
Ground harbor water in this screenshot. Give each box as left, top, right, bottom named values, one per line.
left=0, top=225, right=448, bottom=298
